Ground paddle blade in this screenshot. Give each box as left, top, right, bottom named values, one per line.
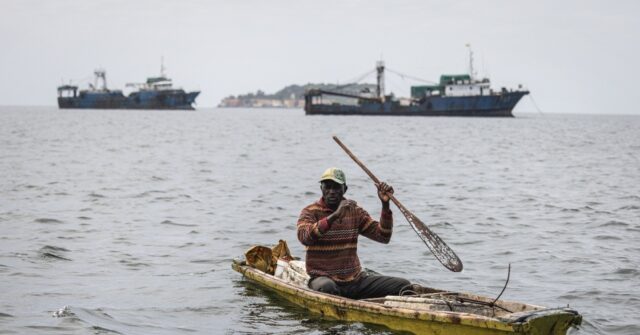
left=396, top=203, right=463, bottom=272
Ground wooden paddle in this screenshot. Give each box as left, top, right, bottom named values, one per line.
left=333, top=136, right=463, bottom=272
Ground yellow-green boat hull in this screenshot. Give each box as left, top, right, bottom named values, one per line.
left=232, top=261, right=580, bottom=335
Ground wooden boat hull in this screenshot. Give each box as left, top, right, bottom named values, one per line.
left=232, top=260, right=581, bottom=335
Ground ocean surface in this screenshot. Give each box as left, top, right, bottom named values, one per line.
left=0, top=106, right=638, bottom=335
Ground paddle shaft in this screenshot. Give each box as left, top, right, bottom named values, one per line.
left=332, top=136, right=399, bottom=205
left=332, top=136, right=463, bottom=272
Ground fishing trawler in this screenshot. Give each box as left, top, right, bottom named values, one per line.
left=305, top=47, right=528, bottom=117
left=57, top=62, right=199, bottom=110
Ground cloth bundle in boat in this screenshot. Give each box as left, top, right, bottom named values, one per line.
left=244, top=240, right=293, bottom=275
left=275, top=260, right=310, bottom=287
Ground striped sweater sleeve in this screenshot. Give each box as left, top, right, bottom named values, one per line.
left=358, top=207, right=393, bottom=244
left=297, top=207, right=330, bottom=246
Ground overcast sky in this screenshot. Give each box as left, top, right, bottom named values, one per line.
left=1, top=0, right=638, bottom=114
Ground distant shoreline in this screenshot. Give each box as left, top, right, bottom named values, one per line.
left=218, top=83, right=375, bottom=108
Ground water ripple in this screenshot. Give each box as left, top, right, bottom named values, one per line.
left=38, top=245, right=71, bottom=261
left=34, top=218, right=63, bottom=224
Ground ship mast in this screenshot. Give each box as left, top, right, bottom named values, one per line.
left=376, top=60, right=385, bottom=99
left=160, top=56, right=166, bottom=77
left=466, top=44, right=476, bottom=80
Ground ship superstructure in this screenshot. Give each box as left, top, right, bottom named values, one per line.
left=305, top=47, right=528, bottom=117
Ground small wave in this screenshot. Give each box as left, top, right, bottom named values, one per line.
left=88, top=192, right=105, bottom=198
left=599, top=220, right=629, bottom=228
left=558, top=293, right=581, bottom=300
left=8, top=271, right=43, bottom=277
left=38, top=245, right=71, bottom=261
left=191, top=259, right=215, bottom=264
left=119, top=260, right=150, bottom=268
left=34, top=218, right=63, bottom=224
left=92, top=326, right=123, bottom=334
left=25, top=325, right=79, bottom=332
left=213, top=236, right=230, bottom=241
left=133, top=190, right=166, bottom=198
left=53, top=307, right=126, bottom=334
left=40, top=252, right=71, bottom=261
left=258, top=228, right=279, bottom=234
left=154, top=196, right=176, bottom=201
left=593, top=235, right=622, bottom=241
left=432, top=221, right=453, bottom=227
left=457, top=240, right=483, bottom=245
left=617, top=205, right=640, bottom=210
left=77, top=216, right=92, bottom=220
left=57, top=235, right=81, bottom=240
left=20, top=184, right=44, bottom=190
left=160, top=220, right=197, bottom=227
left=614, top=268, right=638, bottom=275
left=0, top=312, right=13, bottom=318
left=52, top=306, right=74, bottom=318
left=41, top=245, right=70, bottom=252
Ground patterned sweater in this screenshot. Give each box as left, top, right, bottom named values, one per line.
left=297, top=197, right=393, bottom=283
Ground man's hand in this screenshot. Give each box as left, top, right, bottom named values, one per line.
left=377, top=182, right=394, bottom=204
left=327, top=199, right=357, bottom=227
left=335, top=199, right=357, bottom=217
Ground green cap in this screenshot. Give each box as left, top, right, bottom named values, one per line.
left=319, top=167, right=346, bottom=185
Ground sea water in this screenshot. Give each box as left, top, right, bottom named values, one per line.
left=0, top=106, right=638, bottom=334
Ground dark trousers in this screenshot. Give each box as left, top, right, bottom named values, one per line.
left=309, top=273, right=411, bottom=299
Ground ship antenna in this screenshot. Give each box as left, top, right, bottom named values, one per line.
left=466, top=43, right=476, bottom=80
left=376, top=60, right=385, bottom=99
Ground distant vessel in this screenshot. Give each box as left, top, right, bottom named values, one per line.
left=305, top=47, right=528, bottom=117
left=57, top=63, right=199, bottom=110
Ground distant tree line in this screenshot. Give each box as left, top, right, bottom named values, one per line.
left=223, top=83, right=377, bottom=101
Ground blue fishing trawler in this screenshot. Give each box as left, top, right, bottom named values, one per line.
left=305, top=47, right=528, bottom=117
left=57, top=63, right=199, bottom=110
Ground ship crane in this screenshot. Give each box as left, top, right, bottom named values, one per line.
left=93, top=69, right=108, bottom=91
left=305, top=61, right=437, bottom=104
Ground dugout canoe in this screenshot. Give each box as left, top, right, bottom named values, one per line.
left=232, top=259, right=581, bottom=335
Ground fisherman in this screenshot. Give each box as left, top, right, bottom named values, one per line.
left=297, top=167, right=411, bottom=299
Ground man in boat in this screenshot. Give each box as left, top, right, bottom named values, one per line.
left=297, top=167, right=411, bottom=299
